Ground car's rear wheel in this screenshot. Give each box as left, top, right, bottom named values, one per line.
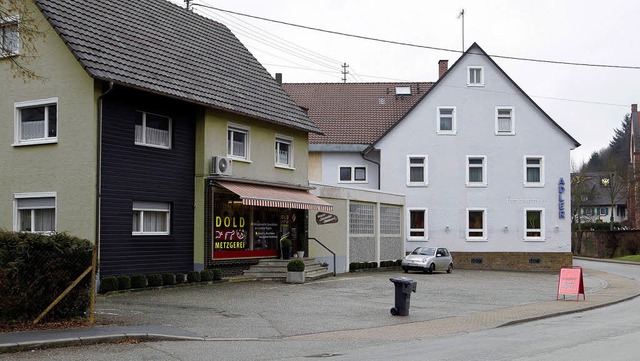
left=446, top=263, right=453, bottom=274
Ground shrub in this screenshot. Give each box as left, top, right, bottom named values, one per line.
left=369, top=262, right=378, bottom=269
left=147, top=274, right=162, bottom=287
left=211, top=269, right=223, bottom=281
left=187, top=271, right=201, bottom=283
left=131, top=274, right=147, bottom=289
left=396, top=259, right=403, bottom=266
left=287, top=259, right=305, bottom=272
left=162, top=273, right=175, bottom=286
left=349, top=262, right=360, bottom=271
left=99, top=276, right=118, bottom=294
left=175, top=273, right=186, bottom=284
left=201, top=269, right=214, bottom=282
left=117, top=275, right=131, bottom=290
left=0, top=230, right=92, bottom=322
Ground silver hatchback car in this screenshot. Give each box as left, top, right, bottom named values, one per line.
left=402, top=247, right=453, bottom=274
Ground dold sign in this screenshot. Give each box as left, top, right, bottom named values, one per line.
left=215, top=216, right=245, bottom=228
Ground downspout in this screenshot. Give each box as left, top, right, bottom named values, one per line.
left=361, top=147, right=380, bottom=190
left=95, top=82, right=115, bottom=275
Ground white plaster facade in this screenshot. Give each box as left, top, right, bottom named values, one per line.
left=373, top=44, right=579, bottom=253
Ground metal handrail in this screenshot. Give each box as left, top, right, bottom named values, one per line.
left=308, top=237, right=336, bottom=276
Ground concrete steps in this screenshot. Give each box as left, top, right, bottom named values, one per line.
left=242, top=258, right=333, bottom=281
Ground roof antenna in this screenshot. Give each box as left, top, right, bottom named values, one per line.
left=341, top=63, right=349, bottom=83
left=185, top=0, right=193, bottom=11
left=457, top=9, right=465, bottom=51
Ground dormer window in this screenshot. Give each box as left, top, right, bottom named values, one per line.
left=467, top=66, right=484, bottom=87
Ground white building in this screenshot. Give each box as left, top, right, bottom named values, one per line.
left=287, top=43, right=580, bottom=271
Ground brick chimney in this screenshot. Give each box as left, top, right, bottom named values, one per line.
left=633, top=103, right=638, bottom=114
left=438, top=60, right=448, bottom=79
left=275, top=73, right=282, bottom=85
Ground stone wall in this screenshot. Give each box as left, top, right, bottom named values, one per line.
left=574, top=230, right=640, bottom=258
left=451, top=252, right=573, bottom=272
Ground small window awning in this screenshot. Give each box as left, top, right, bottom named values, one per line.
left=216, top=180, right=333, bottom=211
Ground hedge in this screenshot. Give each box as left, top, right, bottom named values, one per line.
left=0, top=230, right=93, bottom=322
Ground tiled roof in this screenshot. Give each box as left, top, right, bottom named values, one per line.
left=34, top=0, right=319, bottom=133
left=283, top=82, right=432, bottom=144
left=573, top=172, right=627, bottom=206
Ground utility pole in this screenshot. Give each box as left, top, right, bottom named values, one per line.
left=341, top=63, right=349, bottom=83
left=458, top=9, right=465, bottom=52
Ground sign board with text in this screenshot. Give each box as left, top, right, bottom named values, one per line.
left=556, top=266, right=585, bottom=301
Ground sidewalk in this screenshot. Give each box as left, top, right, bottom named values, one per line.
left=2, top=263, right=639, bottom=353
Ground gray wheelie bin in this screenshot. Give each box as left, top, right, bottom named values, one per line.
left=389, top=277, right=417, bottom=316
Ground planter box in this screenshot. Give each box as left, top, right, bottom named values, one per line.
left=286, top=271, right=305, bottom=284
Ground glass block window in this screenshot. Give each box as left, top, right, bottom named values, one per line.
left=349, top=202, right=374, bottom=235
left=380, top=205, right=401, bottom=235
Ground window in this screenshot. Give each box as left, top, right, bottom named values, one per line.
left=525, top=209, right=544, bottom=240
left=1, top=15, right=19, bottom=56
left=524, top=156, right=544, bottom=186
left=275, top=135, right=293, bottom=168
left=467, top=208, right=486, bottom=240
left=395, top=86, right=411, bottom=95
left=437, top=106, right=456, bottom=134
left=467, top=66, right=484, bottom=86
left=408, top=208, right=427, bottom=240
left=227, top=124, right=250, bottom=160
left=135, top=112, right=171, bottom=149
left=599, top=207, right=608, bottom=216
left=13, top=98, right=58, bottom=146
left=339, top=166, right=367, bottom=183
left=349, top=202, right=374, bottom=235
left=584, top=207, right=593, bottom=216
left=407, top=156, right=427, bottom=186
left=495, top=107, right=515, bottom=135
left=14, top=193, right=56, bottom=233
left=467, top=156, right=487, bottom=186
left=132, top=201, right=170, bottom=235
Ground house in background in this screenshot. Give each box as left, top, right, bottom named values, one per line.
left=1, top=0, right=330, bottom=277
left=284, top=82, right=432, bottom=189
left=573, top=173, right=627, bottom=224
left=288, top=43, right=581, bottom=271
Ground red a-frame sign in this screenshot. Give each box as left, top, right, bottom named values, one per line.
left=557, top=266, right=585, bottom=301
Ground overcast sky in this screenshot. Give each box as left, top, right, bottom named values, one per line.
left=170, top=0, right=639, bottom=165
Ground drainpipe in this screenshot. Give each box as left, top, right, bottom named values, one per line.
left=95, top=82, right=114, bottom=275
left=361, top=147, right=380, bottom=190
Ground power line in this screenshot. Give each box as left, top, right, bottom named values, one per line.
left=193, top=3, right=640, bottom=71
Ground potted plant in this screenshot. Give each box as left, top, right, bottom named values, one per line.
left=280, top=235, right=292, bottom=260
left=286, top=259, right=305, bottom=284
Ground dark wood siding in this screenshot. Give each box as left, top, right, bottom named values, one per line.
left=100, top=87, right=195, bottom=275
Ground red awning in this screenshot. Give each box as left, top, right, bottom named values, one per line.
left=216, top=181, right=333, bottom=212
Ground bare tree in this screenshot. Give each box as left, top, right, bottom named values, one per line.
left=601, top=153, right=628, bottom=230
left=1, top=0, right=46, bottom=81
left=570, top=160, right=592, bottom=231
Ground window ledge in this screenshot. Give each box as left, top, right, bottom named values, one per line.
left=407, top=238, right=428, bottom=242
left=495, top=132, right=515, bottom=136
left=229, top=157, right=251, bottom=164
left=524, top=238, right=546, bottom=242
left=275, top=164, right=295, bottom=170
left=465, top=238, right=488, bottom=242
left=12, top=139, right=58, bottom=147
left=436, top=132, right=457, bottom=136
left=406, top=183, right=428, bottom=187
left=467, top=83, right=484, bottom=87
left=466, top=184, right=487, bottom=188
left=523, top=184, right=545, bottom=188
left=132, top=232, right=171, bottom=236
left=135, top=142, right=171, bottom=150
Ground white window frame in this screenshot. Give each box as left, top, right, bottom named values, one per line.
left=599, top=207, right=607, bottom=216
left=524, top=208, right=545, bottom=241
left=13, top=98, right=58, bottom=146
left=135, top=111, right=172, bottom=149
left=436, top=106, right=457, bottom=135
left=227, top=123, right=251, bottom=161
left=495, top=106, right=515, bottom=135
left=1, top=14, right=19, bottom=57
left=466, top=155, right=487, bottom=187
left=467, top=66, right=484, bottom=87
left=13, top=192, right=57, bottom=234
left=338, top=165, right=368, bottom=183
left=466, top=208, right=487, bottom=241
left=132, top=201, right=170, bottom=236
left=407, top=155, right=428, bottom=186
left=274, top=134, right=294, bottom=169
left=407, top=208, right=428, bottom=241
left=524, top=156, right=545, bottom=187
